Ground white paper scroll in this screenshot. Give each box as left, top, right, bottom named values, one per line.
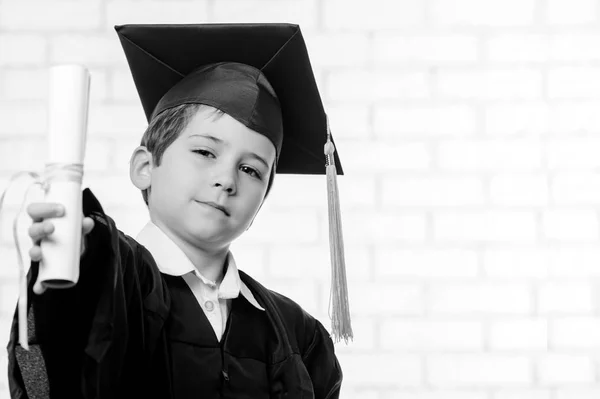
left=37, top=65, right=90, bottom=290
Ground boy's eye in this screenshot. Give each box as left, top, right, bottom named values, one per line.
left=240, top=165, right=261, bottom=180
left=192, top=149, right=215, bottom=158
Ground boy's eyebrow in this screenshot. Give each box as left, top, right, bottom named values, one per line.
left=189, top=133, right=223, bottom=144
left=189, top=134, right=270, bottom=169
left=245, top=152, right=270, bottom=169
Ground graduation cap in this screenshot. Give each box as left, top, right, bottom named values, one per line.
left=115, top=23, right=352, bottom=343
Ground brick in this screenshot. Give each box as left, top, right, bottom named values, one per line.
left=0, top=104, right=47, bottom=136
left=538, top=282, right=594, bottom=314
left=430, top=0, right=536, bottom=26
left=0, top=137, right=45, bottom=172
left=438, top=139, right=542, bottom=171
left=484, top=103, right=550, bottom=136
left=538, top=354, right=594, bottom=384
left=552, top=172, right=600, bottom=204
left=551, top=34, right=600, bottom=61
left=381, top=319, right=483, bottom=351
left=337, top=353, right=422, bottom=386
left=325, top=104, right=371, bottom=140
left=50, top=35, right=125, bottom=66
left=548, top=67, right=600, bottom=99
left=82, top=173, right=141, bottom=207
left=88, top=105, right=147, bottom=137
left=0, top=67, right=108, bottom=105
left=545, top=0, right=597, bottom=25
left=555, top=389, right=600, bottom=399
left=326, top=70, right=430, bottom=102
left=437, top=69, right=542, bottom=100
left=268, top=244, right=369, bottom=282
left=212, top=0, right=318, bottom=30
left=326, top=282, right=423, bottom=316
left=1, top=69, right=47, bottom=101
left=237, top=210, right=320, bottom=244
left=483, top=249, right=550, bottom=279
left=546, top=138, right=600, bottom=168
left=374, top=34, right=478, bottom=66
left=428, top=283, right=532, bottom=315
left=427, top=355, right=531, bottom=387
left=111, top=69, right=139, bottom=101
left=106, top=0, right=210, bottom=27
left=375, top=248, right=479, bottom=279
left=384, top=392, right=487, bottom=399
left=492, top=391, right=551, bottom=399
left=489, top=174, right=549, bottom=206
left=382, top=176, right=484, bottom=207
left=339, top=211, right=427, bottom=244
left=82, top=139, right=114, bottom=172
left=542, top=209, right=599, bottom=241
left=266, top=174, right=376, bottom=209
left=434, top=211, right=537, bottom=242
left=303, top=32, right=369, bottom=68
left=339, top=388, right=380, bottom=399
left=486, top=34, right=549, bottom=62
left=324, top=0, right=425, bottom=30
left=551, top=317, right=600, bottom=348
left=339, top=141, right=431, bottom=173
left=112, top=136, right=143, bottom=169
left=490, top=319, right=547, bottom=350
left=547, top=102, right=600, bottom=135
left=375, top=105, right=477, bottom=138
left=548, top=247, right=600, bottom=277
left=0, top=1, right=101, bottom=30
left=0, top=35, right=46, bottom=65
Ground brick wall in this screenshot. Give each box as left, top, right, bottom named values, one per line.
left=2, top=0, right=600, bottom=397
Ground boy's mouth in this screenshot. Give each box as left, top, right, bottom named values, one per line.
left=197, top=201, right=230, bottom=217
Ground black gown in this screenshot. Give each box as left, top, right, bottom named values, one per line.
left=6, top=189, right=343, bottom=398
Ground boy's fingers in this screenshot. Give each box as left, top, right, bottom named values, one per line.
left=82, top=217, right=94, bottom=235
left=29, top=246, right=42, bottom=262
left=28, top=222, right=54, bottom=242
left=33, top=280, right=46, bottom=295
left=27, top=203, right=65, bottom=221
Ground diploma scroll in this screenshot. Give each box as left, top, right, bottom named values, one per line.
left=37, top=65, right=91, bottom=289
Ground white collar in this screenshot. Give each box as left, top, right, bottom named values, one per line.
left=135, top=221, right=264, bottom=311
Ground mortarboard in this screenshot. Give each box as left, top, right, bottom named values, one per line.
left=114, top=23, right=342, bottom=175
left=115, top=23, right=352, bottom=343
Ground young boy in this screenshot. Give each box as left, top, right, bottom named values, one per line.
left=7, top=24, right=344, bottom=398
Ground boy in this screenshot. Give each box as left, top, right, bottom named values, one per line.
left=7, top=24, right=344, bottom=398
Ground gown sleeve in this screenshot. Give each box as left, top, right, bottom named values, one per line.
left=6, top=188, right=169, bottom=399
left=301, top=319, right=343, bottom=399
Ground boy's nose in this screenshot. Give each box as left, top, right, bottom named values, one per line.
left=213, top=170, right=237, bottom=195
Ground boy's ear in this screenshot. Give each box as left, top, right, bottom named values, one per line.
left=130, top=146, right=153, bottom=190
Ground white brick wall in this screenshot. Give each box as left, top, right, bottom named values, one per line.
left=2, top=0, right=600, bottom=397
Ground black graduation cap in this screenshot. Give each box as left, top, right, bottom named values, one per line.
left=114, top=23, right=343, bottom=175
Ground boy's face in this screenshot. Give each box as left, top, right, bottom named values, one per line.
left=147, top=106, right=276, bottom=250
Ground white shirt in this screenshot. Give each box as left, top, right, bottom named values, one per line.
left=135, top=221, right=264, bottom=341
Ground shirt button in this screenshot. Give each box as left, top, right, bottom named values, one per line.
left=204, top=301, right=215, bottom=312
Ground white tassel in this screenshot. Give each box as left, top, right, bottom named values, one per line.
left=324, top=117, right=352, bottom=344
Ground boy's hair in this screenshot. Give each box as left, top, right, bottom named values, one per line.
left=139, top=103, right=275, bottom=205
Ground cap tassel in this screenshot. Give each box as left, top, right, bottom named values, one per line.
left=324, top=117, right=353, bottom=344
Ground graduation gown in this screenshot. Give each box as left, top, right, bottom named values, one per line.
left=6, top=189, right=343, bottom=398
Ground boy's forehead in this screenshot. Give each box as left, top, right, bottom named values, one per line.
left=184, top=109, right=276, bottom=155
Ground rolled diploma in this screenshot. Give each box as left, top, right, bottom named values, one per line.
left=37, top=65, right=90, bottom=289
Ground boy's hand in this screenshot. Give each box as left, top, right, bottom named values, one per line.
left=26, top=202, right=95, bottom=294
